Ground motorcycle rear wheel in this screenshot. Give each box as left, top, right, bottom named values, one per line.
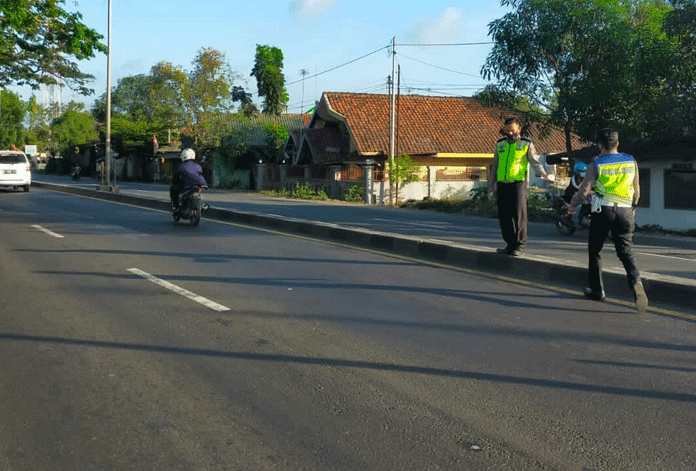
left=554, top=217, right=576, bottom=236
left=190, top=209, right=200, bottom=226
left=172, top=212, right=181, bottom=222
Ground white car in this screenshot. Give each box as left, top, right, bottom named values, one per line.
left=0, top=150, right=32, bottom=192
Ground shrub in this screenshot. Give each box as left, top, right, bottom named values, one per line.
left=345, top=185, right=364, bottom=203
left=291, top=182, right=327, bottom=200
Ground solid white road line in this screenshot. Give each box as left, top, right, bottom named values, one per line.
left=127, top=268, right=230, bottom=312
left=372, top=218, right=452, bottom=229
left=636, top=251, right=695, bottom=262
left=31, top=224, right=64, bottom=238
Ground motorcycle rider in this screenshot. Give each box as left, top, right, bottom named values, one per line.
left=563, top=162, right=587, bottom=202
left=563, top=162, right=591, bottom=223
left=170, top=148, right=208, bottom=211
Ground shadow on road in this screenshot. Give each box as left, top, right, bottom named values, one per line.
left=1, top=332, right=694, bottom=403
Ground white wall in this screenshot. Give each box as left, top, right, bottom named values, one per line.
left=395, top=181, right=480, bottom=202
left=637, top=160, right=696, bottom=231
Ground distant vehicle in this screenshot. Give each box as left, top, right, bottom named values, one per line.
left=0, top=150, right=31, bottom=192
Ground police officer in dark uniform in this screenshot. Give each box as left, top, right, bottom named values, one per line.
left=568, top=128, right=648, bottom=313
left=488, top=117, right=553, bottom=256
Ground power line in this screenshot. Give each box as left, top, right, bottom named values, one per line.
left=398, top=42, right=493, bottom=47
left=286, top=44, right=391, bottom=86
left=399, top=86, right=472, bottom=97
left=398, top=53, right=483, bottom=79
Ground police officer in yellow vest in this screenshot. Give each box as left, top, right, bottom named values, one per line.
left=568, top=128, right=648, bottom=313
left=488, top=117, right=553, bottom=256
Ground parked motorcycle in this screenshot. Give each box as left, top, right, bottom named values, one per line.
left=172, top=186, right=209, bottom=226
left=70, top=164, right=81, bottom=181
left=551, top=194, right=591, bottom=235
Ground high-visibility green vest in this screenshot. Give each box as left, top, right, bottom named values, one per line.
left=496, top=139, right=530, bottom=182
left=593, top=153, right=636, bottom=206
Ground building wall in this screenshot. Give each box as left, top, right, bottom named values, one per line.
left=636, top=160, right=696, bottom=231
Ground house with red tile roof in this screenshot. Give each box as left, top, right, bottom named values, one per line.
left=285, top=92, right=587, bottom=203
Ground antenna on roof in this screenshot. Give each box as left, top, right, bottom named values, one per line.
left=300, top=69, right=309, bottom=114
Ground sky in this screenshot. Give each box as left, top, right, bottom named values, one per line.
left=12, top=0, right=510, bottom=114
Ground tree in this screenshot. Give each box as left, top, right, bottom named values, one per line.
left=50, top=102, right=98, bottom=156
left=149, top=61, right=188, bottom=128
left=92, top=61, right=188, bottom=129
left=251, top=45, right=289, bottom=115
left=0, top=89, right=26, bottom=149
left=262, top=120, right=289, bottom=163
left=662, top=0, right=696, bottom=138
left=480, top=0, right=670, bottom=148
left=387, top=154, right=420, bottom=205
left=111, top=74, right=157, bottom=121
left=0, top=0, right=106, bottom=94
left=184, top=47, right=237, bottom=149
left=232, top=86, right=258, bottom=117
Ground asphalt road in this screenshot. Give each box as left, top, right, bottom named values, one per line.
left=1, top=186, right=695, bottom=470
left=33, top=174, right=696, bottom=283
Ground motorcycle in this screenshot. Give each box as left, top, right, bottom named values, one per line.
left=70, top=164, right=81, bottom=180
left=172, top=186, right=209, bottom=226
left=551, top=193, right=592, bottom=235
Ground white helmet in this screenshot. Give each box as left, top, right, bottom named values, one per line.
left=180, top=148, right=195, bottom=161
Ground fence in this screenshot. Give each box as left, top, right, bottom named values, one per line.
left=256, top=164, right=508, bottom=204
left=340, top=165, right=363, bottom=181
left=435, top=167, right=487, bottom=182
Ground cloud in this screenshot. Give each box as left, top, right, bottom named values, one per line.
left=408, top=7, right=464, bottom=43
left=289, top=0, right=337, bottom=19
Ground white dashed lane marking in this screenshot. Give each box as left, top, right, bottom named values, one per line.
left=32, top=224, right=64, bottom=239
left=127, top=268, right=230, bottom=312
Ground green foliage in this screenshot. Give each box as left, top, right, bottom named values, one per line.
left=108, top=116, right=164, bottom=157
left=232, top=86, right=258, bottom=117
left=660, top=0, right=696, bottom=138
left=213, top=125, right=249, bottom=187
left=265, top=183, right=327, bottom=200
left=50, top=102, right=98, bottom=153
left=481, top=0, right=680, bottom=145
left=0, top=0, right=106, bottom=94
left=183, top=48, right=238, bottom=149
left=387, top=154, right=420, bottom=203
left=187, top=47, right=236, bottom=115
left=263, top=120, right=289, bottom=163
left=291, top=182, right=327, bottom=200
left=91, top=48, right=237, bottom=150
left=345, top=185, right=364, bottom=203
left=0, top=89, right=26, bottom=149
left=469, top=185, right=489, bottom=205
left=251, top=45, right=289, bottom=115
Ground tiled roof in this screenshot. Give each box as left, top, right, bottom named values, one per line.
left=323, top=92, right=585, bottom=156
left=213, top=113, right=307, bottom=147
left=303, top=127, right=344, bottom=164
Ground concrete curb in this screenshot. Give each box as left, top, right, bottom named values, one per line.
left=33, top=181, right=696, bottom=311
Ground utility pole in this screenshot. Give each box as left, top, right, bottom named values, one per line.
left=105, top=0, right=111, bottom=187
left=389, top=36, right=396, bottom=206
left=300, top=69, right=309, bottom=113
left=395, top=64, right=401, bottom=205
left=101, top=0, right=117, bottom=192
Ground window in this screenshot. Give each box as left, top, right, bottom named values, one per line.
left=664, top=170, right=696, bottom=210
left=637, top=168, right=650, bottom=208
left=0, top=153, right=27, bottom=164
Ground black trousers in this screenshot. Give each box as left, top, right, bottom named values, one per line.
left=588, top=205, right=641, bottom=293
left=170, top=186, right=180, bottom=208
left=497, top=181, right=528, bottom=250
